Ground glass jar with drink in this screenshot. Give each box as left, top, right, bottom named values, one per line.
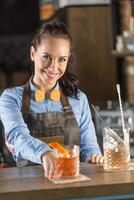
left=103, top=127, right=130, bottom=172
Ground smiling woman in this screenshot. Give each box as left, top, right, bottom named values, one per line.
left=0, top=20, right=103, bottom=179
left=30, top=21, right=75, bottom=97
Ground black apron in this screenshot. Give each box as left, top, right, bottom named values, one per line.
left=23, top=82, right=80, bottom=145
left=16, top=82, right=80, bottom=166
left=2, top=82, right=80, bottom=166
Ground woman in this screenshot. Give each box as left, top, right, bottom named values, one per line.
left=0, top=20, right=103, bottom=178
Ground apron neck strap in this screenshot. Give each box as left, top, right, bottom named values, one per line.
left=22, top=81, right=31, bottom=121
left=60, top=88, right=73, bottom=112
left=22, top=81, right=72, bottom=117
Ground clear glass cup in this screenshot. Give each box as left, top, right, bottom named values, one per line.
left=53, top=145, right=80, bottom=179
left=103, top=127, right=130, bottom=172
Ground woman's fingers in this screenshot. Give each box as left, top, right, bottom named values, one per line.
left=42, top=152, right=63, bottom=179
left=90, top=154, right=96, bottom=163
left=95, top=155, right=104, bottom=164
left=43, top=158, right=51, bottom=178
left=44, top=164, right=50, bottom=178
left=48, top=165, right=55, bottom=178
left=99, top=156, right=104, bottom=164
left=42, top=151, right=57, bottom=178
left=90, top=154, right=104, bottom=164
left=52, top=169, right=63, bottom=179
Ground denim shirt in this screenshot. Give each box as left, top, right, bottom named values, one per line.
left=0, top=81, right=101, bottom=164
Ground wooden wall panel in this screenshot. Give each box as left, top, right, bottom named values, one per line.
left=67, top=6, right=117, bottom=107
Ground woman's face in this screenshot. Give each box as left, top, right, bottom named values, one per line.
left=30, top=37, right=70, bottom=90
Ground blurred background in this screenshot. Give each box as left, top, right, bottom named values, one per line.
left=0, top=0, right=134, bottom=164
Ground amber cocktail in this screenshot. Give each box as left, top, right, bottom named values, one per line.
left=56, top=154, right=79, bottom=178
left=49, top=143, right=79, bottom=179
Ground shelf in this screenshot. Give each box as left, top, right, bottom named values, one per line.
left=111, top=50, right=134, bottom=57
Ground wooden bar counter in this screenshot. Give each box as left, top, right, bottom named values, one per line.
left=0, top=160, right=134, bottom=200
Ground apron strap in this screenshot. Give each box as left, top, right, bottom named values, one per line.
left=22, top=81, right=73, bottom=120
left=60, top=88, right=73, bottom=113
left=22, top=82, right=31, bottom=122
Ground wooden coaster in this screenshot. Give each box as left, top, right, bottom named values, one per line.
left=49, top=174, right=90, bottom=184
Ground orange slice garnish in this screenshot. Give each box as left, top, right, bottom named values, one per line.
left=48, top=142, right=69, bottom=158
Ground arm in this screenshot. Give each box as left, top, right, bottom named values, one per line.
left=79, top=92, right=104, bottom=163
left=0, top=88, right=51, bottom=164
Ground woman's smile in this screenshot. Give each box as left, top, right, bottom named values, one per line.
left=43, top=69, right=59, bottom=80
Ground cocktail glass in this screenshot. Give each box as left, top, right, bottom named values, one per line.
left=53, top=145, right=80, bottom=179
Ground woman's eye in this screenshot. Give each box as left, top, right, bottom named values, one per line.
left=59, top=58, right=67, bottom=63
left=43, top=55, right=51, bottom=60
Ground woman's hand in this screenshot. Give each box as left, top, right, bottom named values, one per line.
left=88, top=154, right=104, bottom=164
left=42, top=151, right=61, bottom=179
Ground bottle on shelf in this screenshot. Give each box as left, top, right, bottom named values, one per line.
left=116, top=35, right=124, bottom=52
